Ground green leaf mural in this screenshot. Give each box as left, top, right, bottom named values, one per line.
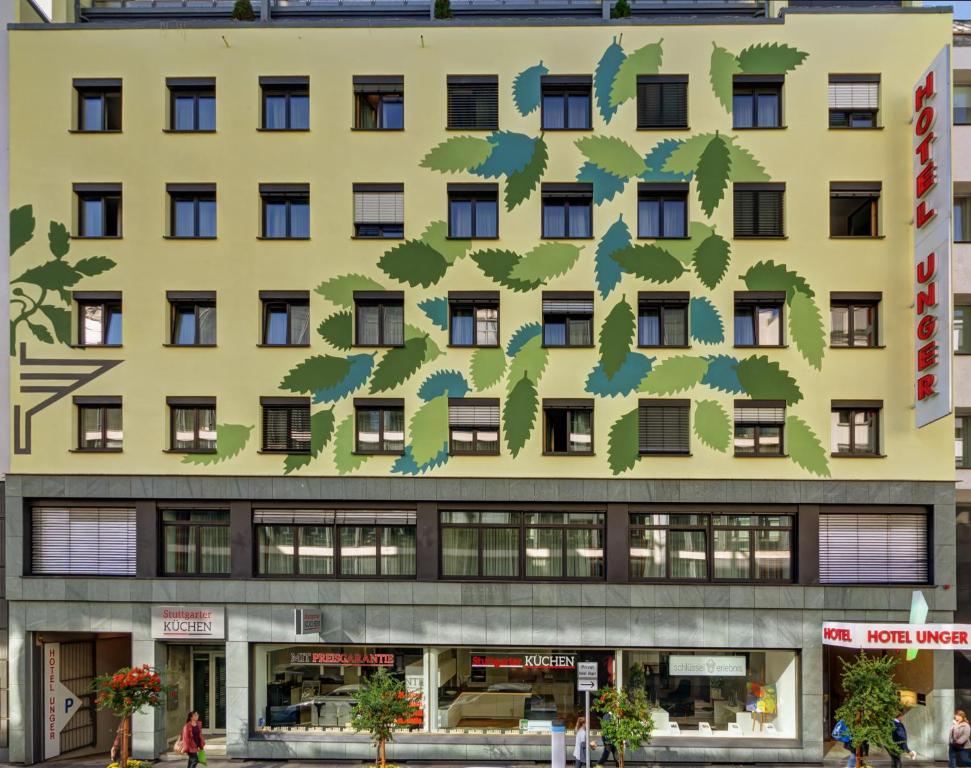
left=409, top=394, right=450, bottom=466
left=418, top=297, right=449, bottom=331
left=696, top=133, right=731, bottom=217
left=742, top=260, right=814, bottom=300
left=13, top=259, right=83, bottom=291
left=639, top=355, right=709, bottom=395
left=181, top=424, right=254, bottom=466
left=470, top=346, right=507, bottom=390
left=420, top=220, right=469, bottom=264
left=508, top=242, right=582, bottom=284
left=575, top=136, right=646, bottom=179
left=38, top=305, right=71, bottom=344
left=505, top=135, right=548, bottom=210
left=73, top=256, right=116, bottom=277
left=407, top=323, right=442, bottom=363
left=27, top=321, right=53, bottom=343
left=315, top=274, right=384, bottom=308
left=786, top=414, right=830, bottom=477
left=280, top=354, right=352, bottom=395
left=692, top=230, right=731, bottom=289
left=735, top=355, right=802, bottom=405
left=369, top=336, right=430, bottom=393
left=642, top=138, right=693, bottom=183
left=504, top=374, right=539, bottom=457
left=612, top=243, right=685, bottom=283
left=709, top=43, right=741, bottom=112
left=595, top=215, right=630, bottom=298
left=693, top=400, right=731, bottom=453
left=420, top=136, right=494, bottom=172
left=507, top=333, right=549, bottom=385
left=378, top=240, right=449, bottom=288
left=599, top=298, right=635, bottom=379
left=317, top=311, right=353, bottom=350
left=10, top=204, right=35, bottom=255
left=608, top=408, right=640, bottom=475
left=663, top=221, right=713, bottom=265
left=48, top=221, right=70, bottom=258
left=514, top=62, right=548, bottom=116
left=283, top=407, right=336, bottom=474
left=662, top=134, right=712, bottom=176
left=609, top=41, right=663, bottom=108
left=577, top=162, right=628, bottom=205
left=595, top=37, right=626, bottom=123
left=737, top=43, right=809, bottom=75
left=726, top=138, right=770, bottom=182
left=471, top=249, right=544, bottom=293
left=789, top=289, right=825, bottom=370
left=334, top=414, right=369, bottom=475
left=472, top=132, right=537, bottom=178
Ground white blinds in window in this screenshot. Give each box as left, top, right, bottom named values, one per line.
left=734, top=405, right=785, bottom=424
left=354, top=192, right=403, bottom=224
left=819, top=512, right=928, bottom=583
left=828, top=83, right=878, bottom=110
left=542, top=298, right=594, bottom=314
left=253, top=509, right=416, bottom=525
left=32, top=507, right=136, bottom=575
left=448, top=403, right=500, bottom=426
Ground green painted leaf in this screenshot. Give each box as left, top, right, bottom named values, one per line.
left=693, top=399, right=731, bottom=453
left=663, top=221, right=714, bottom=264
left=406, top=324, right=442, bottom=363
left=505, top=134, right=548, bottom=211
left=507, top=334, right=549, bottom=386
left=661, top=133, right=714, bottom=176
left=612, top=243, right=685, bottom=283
left=317, top=311, right=353, bottom=350
left=281, top=354, right=352, bottom=394
left=695, top=134, right=731, bottom=217
left=334, top=414, right=369, bottom=475
left=726, top=137, right=771, bottom=182
left=27, top=321, right=53, bottom=344
left=710, top=43, right=741, bottom=112
left=12, top=259, right=82, bottom=291
left=316, top=274, right=384, bottom=308
left=420, top=220, right=469, bottom=265
left=470, top=346, right=506, bottom=390
left=38, top=304, right=71, bottom=344
left=378, top=240, right=449, bottom=288
left=369, top=336, right=429, bottom=393
left=10, top=205, right=35, bottom=255
left=609, top=41, right=664, bottom=108
left=420, top=136, right=494, bottom=173
left=742, top=260, right=814, bottom=300
left=735, top=355, right=802, bottom=405
left=599, top=299, right=635, bottom=379
left=639, top=355, right=709, bottom=394
left=181, top=424, right=253, bottom=465
left=608, top=408, right=640, bottom=475
left=788, top=289, right=825, bottom=370
left=48, top=221, right=70, bottom=258
left=504, top=374, right=539, bottom=457
left=283, top=408, right=336, bottom=474
left=737, top=43, right=809, bottom=75
left=410, top=394, right=449, bottom=466
left=471, top=249, right=543, bottom=292
left=72, top=256, right=116, bottom=277
left=508, top=242, right=581, bottom=284
left=786, top=415, right=830, bottom=477
left=575, top=136, right=646, bottom=179
left=692, top=230, right=731, bottom=289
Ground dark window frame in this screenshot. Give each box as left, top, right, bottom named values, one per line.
left=169, top=191, right=217, bottom=239
left=169, top=298, right=216, bottom=347
left=540, top=82, right=592, bottom=131
left=542, top=295, right=594, bottom=349
left=734, top=186, right=785, bottom=238
left=733, top=402, right=785, bottom=457
left=261, top=83, right=310, bottom=131
left=447, top=190, right=499, bottom=239
left=76, top=298, right=122, bottom=347
left=957, top=413, right=971, bottom=469
left=75, top=82, right=122, bottom=132
left=542, top=403, right=594, bottom=456
left=354, top=90, right=404, bottom=131
left=169, top=403, right=217, bottom=453
left=541, top=188, right=593, bottom=239
left=354, top=297, right=405, bottom=348
left=448, top=295, right=500, bottom=348
left=446, top=76, right=499, bottom=131
left=448, top=399, right=501, bottom=456
left=955, top=84, right=971, bottom=126
left=831, top=405, right=881, bottom=457
left=732, top=82, right=782, bottom=129
left=76, top=402, right=123, bottom=452
left=637, top=188, right=688, bottom=240
left=76, top=190, right=122, bottom=238
left=956, top=305, right=971, bottom=355
left=638, top=400, right=690, bottom=456
left=168, top=84, right=216, bottom=132
left=261, top=298, right=310, bottom=347
left=830, top=184, right=880, bottom=238
left=734, top=297, right=785, bottom=348
left=354, top=403, right=406, bottom=455
left=637, top=77, right=689, bottom=130
left=830, top=299, right=879, bottom=348
left=638, top=296, right=689, bottom=349
left=159, top=508, right=230, bottom=577
left=260, top=190, right=310, bottom=239
left=261, top=402, right=311, bottom=454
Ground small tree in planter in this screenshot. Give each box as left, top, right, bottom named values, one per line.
left=835, top=651, right=902, bottom=768
left=349, top=668, right=418, bottom=768
left=610, top=0, right=631, bottom=18
left=232, top=0, right=256, bottom=20
left=592, top=685, right=654, bottom=768
left=92, top=664, right=168, bottom=768
left=434, top=0, right=453, bottom=19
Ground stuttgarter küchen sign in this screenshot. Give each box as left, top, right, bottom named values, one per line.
left=151, top=606, right=225, bottom=640
left=822, top=622, right=971, bottom=650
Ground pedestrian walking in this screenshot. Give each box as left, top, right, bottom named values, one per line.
left=890, top=711, right=916, bottom=768
left=178, top=710, right=206, bottom=767
left=573, top=717, right=596, bottom=768
left=949, top=710, right=971, bottom=768
left=595, top=711, right=618, bottom=767
left=833, top=718, right=856, bottom=768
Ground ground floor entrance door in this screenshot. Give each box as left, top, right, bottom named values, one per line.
left=191, top=649, right=226, bottom=732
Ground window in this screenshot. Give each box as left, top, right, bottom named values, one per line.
left=441, top=510, right=604, bottom=580
left=638, top=292, right=688, bottom=347
left=161, top=509, right=230, bottom=576
left=831, top=401, right=881, bottom=456
left=541, top=183, right=592, bottom=238
left=637, top=75, right=688, bottom=129
left=449, top=398, right=500, bottom=455
left=260, top=184, right=309, bottom=239
left=168, top=397, right=217, bottom=453
left=446, top=75, right=498, bottom=130
left=828, top=75, right=879, bottom=128
left=255, top=509, right=417, bottom=577
left=74, top=184, right=121, bottom=238
left=830, top=182, right=880, bottom=237
left=956, top=305, right=971, bottom=354
left=354, top=291, right=404, bottom=347
left=261, top=397, right=311, bottom=453
left=448, top=184, right=498, bottom=238
left=543, top=400, right=593, bottom=455
left=638, top=400, right=689, bottom=456
left=955, top=84, right=971, bottom=126
left=168, top=77, right=215, bottom=131
left=734, top=292, right=784, bottom=347
left=957, top=413, right=970, bottom=469
left=168, top=184, right=216, bottom=238
left=353, top=75, right=404, bottom=130
left=733, top=76, right=782, bottom=128
left=75, top=292, right=122, bottom=346
left=74, top=78, right=121, bottom=132
left=354, top=399, right=405, bottom=454
left=819, top=510, right=928, bottom=583
left=449, top=292, right=499, bottom=347
left=542, top=292, right=593, bottom=347
left=955, top=196, right=971, bottom=242
left=629, top=512, right=793, bottom=582
left=830, top=293, right=879, bottom=348
left=541, top=76, right=591, bottom=130
left=353, top=184, right=403, bottom=238
left=261, top=76, right=309, bottom=130
left=638, top=184, right=688, bottom=239
left=734, top=184, right=784, bottom=237
left=261, top=292, right=310, bottom=346
left=168, top=292, right=216, bottom=346
left=734, top=401, right=784, bottom=456
left=75, top=396, right=122, bottom=451
left=31, top=507, right=136, bottom=576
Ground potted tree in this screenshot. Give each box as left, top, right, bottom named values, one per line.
left=349, top=668, right=419, bottom=768
left=835, top=651, right=903, bottom=768
left=92, top=664, right=169, bottom=768
left=593, top=685, right=654, bottom=768
left=231, top=0, right=256, bottom=20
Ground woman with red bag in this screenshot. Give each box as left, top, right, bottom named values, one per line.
left=179, top=710, right=206, bottom=767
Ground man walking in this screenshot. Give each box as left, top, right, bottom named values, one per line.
left=596, top=711, right=618, bottom=767
left=891, top=712, right=916, bottom=768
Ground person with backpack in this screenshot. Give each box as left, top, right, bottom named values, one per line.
left=891, top=712, right=916, bottom=768
left=833, top=718, right=857, bottom=768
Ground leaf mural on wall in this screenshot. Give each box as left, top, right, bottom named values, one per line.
left=586, top=352, right=653, bottom=398
left=470, top=347, right=507, bottom=390
left=181, top=424, right=254, bottom=466
left=611, top=243, right=685, bottom=283
left=696, top=133, right=731, bottom=217
left=608, top=408, right=640, bottom=475
left=514, top=61, right=549, bottom=116
left=595, top=215, right=630, bottom=299
left=708, top=42, right=808, bottom=112
left=10, top=204, right=35, bottom=255
left=701, top=354, right=744, bottom=394
left=577, top=162, right=627, bottom=205
left=471, top=249, right=544, bottom=293
left=595, top=37, right=626, bottom=123
left=418, top=370, right=470, bottom=401
left=639, top=355, right=710, bottom=395
left=786, top=414, right=830, bottom=477
left=379, top=240, right=450, bottom=288
left=315, top=274, right=384, bottom=308
left=39, top=305, right=71, bottom=345
left=642, top=138, right=694, bottom=183
left=279, top=353, right=375, bottom=403
left=735, top=355, right=802, bottom=405
left=369, top=336, right=430, bottom=393
left=334, top=413, right=370, bottom=475
left=505, top=135, right=548, bottom=210
left=406, top=394, right=451, bottom=466
left=709, top=43, right=741, bottom=112
left=507, top=332, right=549, bottom=386
left=689, top=297, right=724, bottom=345
left=576, top=136, right=647, bottom=179
left=725, top=141, right=770, bottom=182
left=742, top=260, right=814, bottom=300
left=599, top=298, right=635, bottom=379
left=506, top=323, right=541, bottom=357
left=315, top=356, right=375, bottom=403
left=504, top=374, right=539, bottom=457
left=693, top=400, right=732, bottom=453
left=789, top=289, right=825, bottom=370
left=609, top=41, right=663, bottom=108
left=283, top=407, right=336, bottom=475
left=508, top=243, right=582, bottom=283
left=420, top=221, right=470, bottom=264
left=421, top=136, right=494, bottom=172
left=692, top=230, right=731, bottom=289
left=317, top=311, right=353, bottom=350
left=419, top=297, right=449, bottom=331
left=472, top=131, right=537, bottom=178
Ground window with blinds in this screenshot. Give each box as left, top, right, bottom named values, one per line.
left=829, top=76, right=879, bottom=128
left=734, top=401, right=785, bottom=456
left=637, top=76, right=688, bottom=129
left=353, top=184, right=404, bottom=238
left=819, top=512, right=929, bottom=583
left=32, top=507, right=136, bottom=575
left=638, top=401, right=690, bottom=455
left=542, top=293, right=594, bottom=347
left=447, top=76, right=498, bottom=130
left=449, top=398, right=500, bottom=455
left=261, top=399, right=311, bottom=453
left=734, top=185, right=784, bottom=237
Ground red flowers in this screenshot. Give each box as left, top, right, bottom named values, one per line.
left=93, top=665, right=169, bottom=716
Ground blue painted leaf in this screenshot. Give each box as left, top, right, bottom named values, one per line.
left=471, top=132, right=536, bottom=178
left=391, top=444, right=450, bottom=476
left=312, top=353, right=374, bottom=403
left=418, top=369, right=470, bottom=402
left=513, top=61, right=548, bottom=116
left=506, top=323, right=542, bottom=357
left=594, top=37, right=626, bottom=124
left=701, top=354, right=743, bottom=394
left=577, top=162, right=628, bottom=205
left=595, top=215, right=630, bottom=299
left=689, top=297, right=724, bottom=345
left=641, top=138, right=694, bottom=182
left=585, top=351, right=653, bottom=397
left=419, top=297, right=449, bottom=330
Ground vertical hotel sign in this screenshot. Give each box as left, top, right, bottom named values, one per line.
left=913, top=46, right=952, bottom=427
left=43, top=643, right=79, bottom=760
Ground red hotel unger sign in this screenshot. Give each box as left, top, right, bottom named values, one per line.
left=822, top=622, right=971, bottom=650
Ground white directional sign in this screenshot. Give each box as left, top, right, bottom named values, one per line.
left=577, top=661, right=598, bottom=691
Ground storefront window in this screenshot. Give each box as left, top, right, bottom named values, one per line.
left=623, top=649, right=799, bottom=738
left=161, top=509, right=230, bottom=576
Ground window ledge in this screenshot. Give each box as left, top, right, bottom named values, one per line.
left=831, top=452, right=885, bottom=459
left=543, top=451, right=596, bottom=457
left=733, top=126, right=787, bottom=130
left=733, top=236, right=788, bottom=240
left=72, top=344, right=123, bottom=350
left=70, top=235, right=122, bottom=240
left=956, top=240, right=971, bottom=245
left=449, top=451, right=501, bottom=457
left=639, top=452, right=692, bottom=458
left=541, top=237, right=595, bottom=241
left=352, top=450, right=406, bottom=457
left=163, top=235, right=218, bottom=240
left=637, top=236, right=691, bottom=242
left=445, top=127, right=498, bottom=132
left=446, top=236, right=499, bottom=241
left=256, top=236, right=311, bottom=241
left=70, top=448, right=123, bottom=453
left=258, top=450, right=311, bottom=455
left=734, top=345, right=788, bottom=350
left=637, top=126, right=690, bottom=132
left=350, top=127, right=405, bottom=132
left=257, top=343, right=311, bottom=348
left=256, top=127, right=310, bottom=132
left=733, top=453, right=789, bottom=458
left=829, top=235, right=885, bottom=240
left=68, top=129, right=122, bottom=134
left=351, top=236, right=405, bottom=241
left=638, top=345, right=691, bottom=350
left=353, top=344, right=405, bottom=350
left=447, top=344, right=501, bottom=350
left=829, top=344, right=886, bottom=350
left=164, top=449, right=218, bottom=455
left=828, top=126, right=884, bottom=131
left=541, top=127, right=594, bottom=132
left=163, top=343, right=217, bottom=348
left=162, top=129, right=217, bottom=134
left=542, top=345, right=596, bottom=350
